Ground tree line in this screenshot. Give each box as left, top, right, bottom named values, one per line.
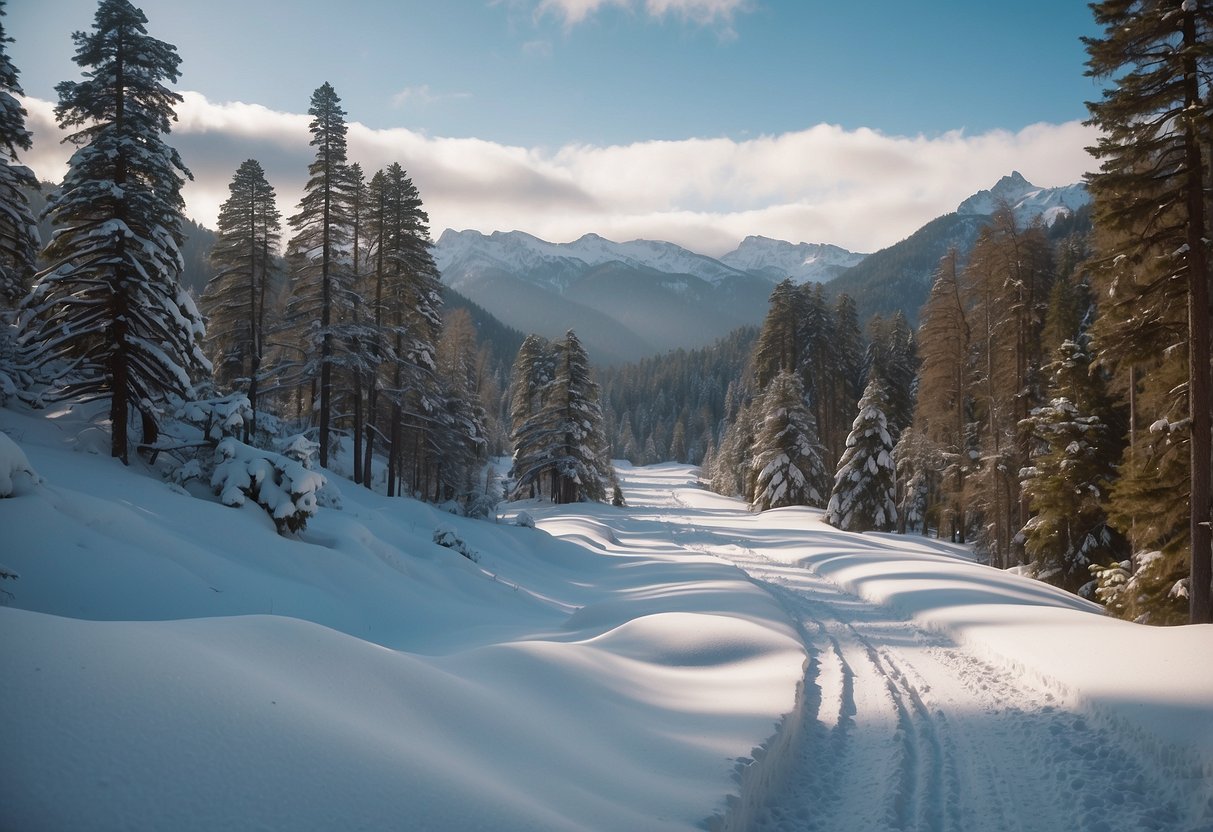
left=0, top=0, right=500, bottom=514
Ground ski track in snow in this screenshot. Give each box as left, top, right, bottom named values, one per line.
left=613, top=471, right=1194, bottom=832
left=715, top=545, right=1183, bottom=832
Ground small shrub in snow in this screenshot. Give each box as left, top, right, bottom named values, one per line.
left=211, top=437, right=325, bottom=534
left=0, top=430, right=40, bottom=497
left=275, top=433, right=341, bottom=509
left=433, top=528, right=480, bottom=562
left=176, top=393, right=253, bottom=443
left=514, top=511, right=535, bottom=528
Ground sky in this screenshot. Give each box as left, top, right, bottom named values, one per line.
left=8, top=0, right=1104, bottom=255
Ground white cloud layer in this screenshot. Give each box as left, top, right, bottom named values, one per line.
left=20, top=92, right=1098, bottom=256
left=536, top=0, right=750, bottom=26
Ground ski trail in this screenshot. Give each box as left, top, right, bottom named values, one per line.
left=699, top=540, right=1188, bottom=832
left=600, top=468, right=1197, bottom=832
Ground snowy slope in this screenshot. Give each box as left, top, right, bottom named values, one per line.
left=957, top=170, right=1089, bottom=226
left=0, top=407, right=802, bottom=832
left=3, top=408, right=1210, bottom=831
left=719, top=235, right=867, bottom=285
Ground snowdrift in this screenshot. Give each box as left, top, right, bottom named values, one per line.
left=0, top=407, right=803, bottom=831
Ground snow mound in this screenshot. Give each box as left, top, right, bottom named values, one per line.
left=0, top=429, right=39, bottom=497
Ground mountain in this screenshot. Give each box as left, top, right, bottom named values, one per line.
left=433, top=172, right=1087, bottom=362
left=719, top=235, right=866, bottom=284
left=823, top=172, right=1089, bottom=325
left=823, top=213, right=989, bottom=326
left=434, top=229, right=754, bottom=291
left=434, top=230, right=778, bottom=364
left=956, top=170, right=1089, bottom=227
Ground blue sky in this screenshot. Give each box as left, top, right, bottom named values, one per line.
left=8, top=0, right=1104, bottom=254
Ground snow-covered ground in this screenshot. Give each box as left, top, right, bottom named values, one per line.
left=2, top=406, right=1211, bottom=831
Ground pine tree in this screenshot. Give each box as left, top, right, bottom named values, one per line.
left=379, top=164, right=442, bottom=497
left=283, top=82, right=353, bottom=468
left=0, top=0, right=37, bottom=309
left=510, top=330, right=608, bottom=503
left=21, top=0, right=207, bottom=463
left=507, top=333, right=555, bottom=498
left=751, top=371, right=829, bottom=511
left=1084, top=0, right=1213, bottom=622
left=201, top=159, right=281, bottom=439
left=963, top=208, right=1054, bottom=566
left=910, top=250, right=973, bottom=542
left=866, top=311, right=918, bottom=443
left=433, top=307, right=488, bottom=506
left=825, top=378, right=898, bottom=533
left=752, top=278, right=802, bottom=386
left=1090, top=221, right=1193, bottom=624
left=1020, top=339, right=1128, bottom=594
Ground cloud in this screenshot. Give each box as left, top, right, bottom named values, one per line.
left=389, top=85, right=473, bottom=110
left=19, top=92, right=1099, bottom=257
left=536, top=0, right=750, bottom=29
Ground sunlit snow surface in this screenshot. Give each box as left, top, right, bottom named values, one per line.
left=1, top=406, right=1211, bottom=831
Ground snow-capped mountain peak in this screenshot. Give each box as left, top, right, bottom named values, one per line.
left=957, top=171, right=1089, bottom=226
left=719, top=235, right=867, bottom=285
left=434, top=228, right=758, bottom=291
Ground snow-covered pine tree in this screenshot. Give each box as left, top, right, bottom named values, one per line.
left=1085, top=0, right=1213, bottom=623
left=282, top=82, right=353, bottom=469
left=201, top=159, right=281, bottom=440
left=432, top=308, right=488, bottom=506
left=378, top=163, right=442, bottom=498
left=21, top=0, right=207, bottom=463
left=751, top=371, right=829, bottom=511
left=507, top=332, right=555, bottom=498
left=830, top=293, right=865, bottom=456
left=711, top=384, right=759, bottom=499
left=866, top=311, right=918, bottom=442
left=510, top=331, right=608, bottom=503
left=0, top=0, right=37, bottom=309
left=549, top=330, right=609, bottom=503
left=1020, top=339, right=1127, bottom=594
left=825, top=377, right=898, bottom=533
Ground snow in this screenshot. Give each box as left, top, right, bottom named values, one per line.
left=434, top=228, right=754, bottom=291
left=433, top=228, right=867, bottom=291
left=957, top=170, right=1090, bottom=226
left=718, top=235, right=867, bottom=284
left=1, top=405, right=1211, bottom=831
left=0, top=428, right=39, bottom=497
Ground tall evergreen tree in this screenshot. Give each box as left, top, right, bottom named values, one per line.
left=201, top=159, right=281, bottom=438
left=963, top=208, right=1053, bottom=566
left=1084, top=0, right=1213, bottom=622
left=751, top=278, right=801, bottom=386
left=283, top=82, right=352, bottom=468
left=866, top=311, right=918, bottom=442
left=379, top=164, right=442, bottom=497
left=510, top=330, right=608, bottom=503
left=1021, top=338, right=1128, bottom=594
left=0, top=0, right=37, bottom=309
left=751, top=371, right=829, bottom=511
left=21, top=0, right=207, bottom=463
left=507, top=333, right=555, bottom=498
left=824, top=378, right=898, bottom=533
left=910, top=250, right=973, bottom=543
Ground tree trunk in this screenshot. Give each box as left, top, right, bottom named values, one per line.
left=1182, top=6, right=1212, bottom=623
